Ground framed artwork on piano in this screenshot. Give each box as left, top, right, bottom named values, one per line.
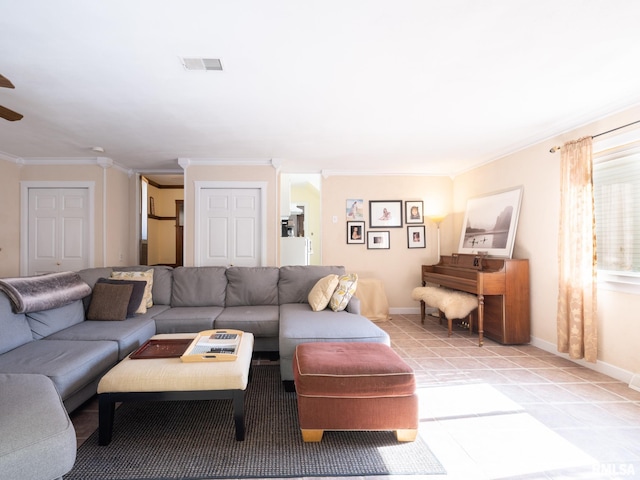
left=458, top=186, right=523, bottom=258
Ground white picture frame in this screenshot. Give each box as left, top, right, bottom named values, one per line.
left=458, top=186, right=523, bottom=258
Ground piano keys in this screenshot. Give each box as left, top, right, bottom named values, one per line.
left=421, top=254, right=530, bottom=345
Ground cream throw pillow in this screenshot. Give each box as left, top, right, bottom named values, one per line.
left=329, top=273, right=358, bottom=312
left=307, top=274, right=339, bottom=312
left=110, top=269, right=154, bottom=313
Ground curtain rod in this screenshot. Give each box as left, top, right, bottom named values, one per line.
left=549, top=119, right=640, bottom=153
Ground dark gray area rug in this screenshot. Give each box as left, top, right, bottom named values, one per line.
left=67, top=365, right=445, bottom=479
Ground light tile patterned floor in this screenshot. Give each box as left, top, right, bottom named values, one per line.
left=70, top=314, right=640, bottom=479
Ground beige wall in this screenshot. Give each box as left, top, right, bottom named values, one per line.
left=0, top=159, right=21, bottom=276
left=453, top=104, right=640, bottom=377
left=321, top=174, right=454, bottom=310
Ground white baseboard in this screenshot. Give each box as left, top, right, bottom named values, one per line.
left=390, top=307, right=421, bottom=315
left=530, top=336, right=636, bottom=386
left=630, top=374, right=640, bottom=393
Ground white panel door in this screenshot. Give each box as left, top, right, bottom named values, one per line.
left=28, top=188, right=90, bottom=275
left=199, top=187, right=261, bottom=267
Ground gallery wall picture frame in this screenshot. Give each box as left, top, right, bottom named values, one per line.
left=346, top=199, right=364, bottom=220
left=367, top=231, right=390, bottom=249
left=149, top=196, right=155, bottom=216
left=407, top=225, right=426, bottom=248
left=369, top=200, right=402, bottom=228
left=405, top=200, right=424, bottom=224
left=458, top=185, right=523, bottom=258
left=347, top=221, right=365, bottom=244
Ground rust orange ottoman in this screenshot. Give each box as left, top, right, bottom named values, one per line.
left=293, top=342, right=418, bottom=442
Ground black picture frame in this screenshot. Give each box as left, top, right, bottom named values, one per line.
left=407, top=225, right=426, bottom=248
left=369, top=200, right=402, bottom=228
left=405, top=200, right=424, bottom=224
left=367, top=231, right=390, bottom=249
left=347, top=221, right=365, bottom=244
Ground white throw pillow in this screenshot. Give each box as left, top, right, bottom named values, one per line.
left=308, top=274, right=340, bottom=312
left=329, top=273, right=358, bottom=312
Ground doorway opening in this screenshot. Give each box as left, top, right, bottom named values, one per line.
left=140, top=174, right=184, bottom=267
left=280, top=174, right=321, bottom=266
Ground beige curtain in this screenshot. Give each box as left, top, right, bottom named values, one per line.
left=557, top=136, right=597, bottom=362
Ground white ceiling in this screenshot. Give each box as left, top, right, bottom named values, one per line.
left=1, top=0, right=640, bottom=177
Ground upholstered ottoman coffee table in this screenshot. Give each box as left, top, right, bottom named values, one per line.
left=97, top=332, right=253, bottom=445
left=293, top=342, right=418, bottom=442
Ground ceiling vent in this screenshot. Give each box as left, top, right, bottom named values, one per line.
left=180, top=57, right=223, bottom=71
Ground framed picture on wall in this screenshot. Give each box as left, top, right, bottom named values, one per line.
left=369, top=200, right=402, bottom=228
left=407, top=225, right=426, bottom=248
left=346, top=199, right=364, bottom=220
left=367, top=231, right=390, bottom=249
left=347, top=221, right=365, bottom=244
left=458, top=186, right=523, bottom=258
left=405, top=201, right=424, bottom=224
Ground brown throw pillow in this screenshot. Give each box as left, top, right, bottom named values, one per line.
left=96, top=278, right=146, bottom=317
left=87, top=282, right=134, bottom=321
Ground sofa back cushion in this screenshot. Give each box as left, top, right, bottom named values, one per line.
left=278, top=266, right=346, bottom=304
left=171, top=267, right=227, bottom=307
left=225, top=267, right=279, bottom=306
left=0, top=294, right=33, bottom=354
left=26, top=299, right=85, bottom=339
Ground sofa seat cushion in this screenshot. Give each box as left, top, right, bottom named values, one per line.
left=153, top=306, right=223, bottom=333
left=278, top=303, right=390, bottom=382
left=0, top=339, right=118, bottom=400
left=46, top=317, right=156, bottom=360
left=0, top=373, right=76, bottom=480
left=215, top=305, right=279, bottom=337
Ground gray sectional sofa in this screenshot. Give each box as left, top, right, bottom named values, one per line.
left=0, top=264, right=390, bottom=411
left=0, top=264, right=389, bottom=479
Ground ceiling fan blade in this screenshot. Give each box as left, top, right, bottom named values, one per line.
left=0, top=74, right=15, bottom=89
left=0, top=105, right=23, bottom=121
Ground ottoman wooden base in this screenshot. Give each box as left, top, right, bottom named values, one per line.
left=293, top=342, right=418, bottom=442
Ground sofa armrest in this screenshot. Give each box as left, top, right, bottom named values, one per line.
left=345, top=296, right=361, bottom=314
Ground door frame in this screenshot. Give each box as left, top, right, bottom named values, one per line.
left=194, top=181, right=268, bottom=267
left=20, top=181, right=95, bottom=275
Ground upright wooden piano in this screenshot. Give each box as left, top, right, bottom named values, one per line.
left=421, top=254, right=530, bottom=345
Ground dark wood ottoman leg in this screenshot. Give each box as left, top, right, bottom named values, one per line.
left=232, top=390, right=245, bottom=441
left=98, top=393, right=115, bottom=446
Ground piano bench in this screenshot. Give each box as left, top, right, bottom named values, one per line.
left=412, top=286, right=478, bottom=338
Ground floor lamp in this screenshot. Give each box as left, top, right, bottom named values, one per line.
left=426, top=214, right=447, bottom=262
left=426, top=214, right=447, bottom=318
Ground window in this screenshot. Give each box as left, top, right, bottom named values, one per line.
left=593, top=128, right=640, bottom=292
